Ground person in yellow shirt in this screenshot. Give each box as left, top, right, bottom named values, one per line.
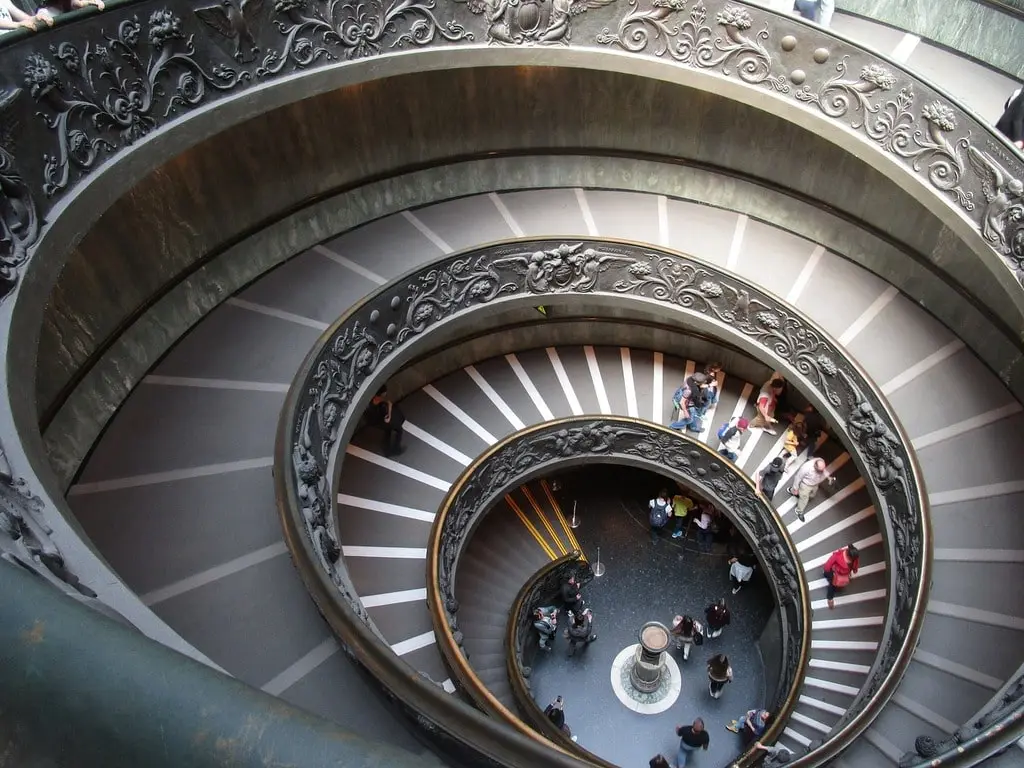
left=671, top=493, right=694, bottom=539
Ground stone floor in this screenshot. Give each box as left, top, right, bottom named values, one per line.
left=529, top=467, right=775, bottom=767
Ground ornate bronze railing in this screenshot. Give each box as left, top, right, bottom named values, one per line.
left=277, top=238, right=930, bottom=766
left=423, top=416, right=810, bottom=765
left=2, top=0, right=1023, bottom=313
left=506, top=551, right=595, bottom=755
left=899, top=664, right=1024, bottom=768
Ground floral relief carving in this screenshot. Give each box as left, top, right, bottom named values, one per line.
left=0, top=88, right=40, bottom=301
left=597, top=0, right=789, bottom=92
left=457, top=0, right=617, bottom=45
left=257, top=0, right=472, bottom=76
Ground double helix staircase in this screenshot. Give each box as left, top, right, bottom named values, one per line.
left=64, top=182, right=1024, bottom=765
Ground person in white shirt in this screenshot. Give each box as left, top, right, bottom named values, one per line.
left=788, top=457, right=834, bottom=522
left=694, top=503, right=715, bottom=553
left=0, top=0, right=51, bottom=32
left=717, top=417, right=749, bottom=462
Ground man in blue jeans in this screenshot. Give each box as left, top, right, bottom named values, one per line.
left=676, top=718, right=710, bottom=765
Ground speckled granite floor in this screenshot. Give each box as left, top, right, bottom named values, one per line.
left=530, top=467, right=775, bottom=767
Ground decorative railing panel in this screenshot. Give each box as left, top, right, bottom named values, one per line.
left=424, top=417, right=809, bottom=762
left=279, top=239, right=930, bottom=765
left=1, top=0, right=1023, bottom=307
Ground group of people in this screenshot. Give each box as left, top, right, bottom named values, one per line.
left=532, top=574, right=598, bottom=657
left=647, top=489, right=723, bottom=551
left=647, top=708, right=782, bottom=767
left=0, top=0, right=103, bottom=33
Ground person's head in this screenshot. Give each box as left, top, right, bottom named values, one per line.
left=658, top=489, right=669, bottom=501
left=709, top=653, right=728, bottom=670
left=372, top=386, right=388, bottom=404
left=691, top=372, right=708, bottom=388
left=692, top=717, right=705, bottom=732
left=846, top=544, right=860, bottom=560
left=705, top=362, right=723, bottom=376
left=573, top=612, right=586, bottom=627
left=769, top=456, right=784, bottom=471
left=814, top=457, right=826, bottom=472
left=770, top=377, right=785, bottom=392
left=649, top=756, right=671, bottom=768
left=759, top=710, right=771, bottom=723
left=737, top=418, right=750, bottom=431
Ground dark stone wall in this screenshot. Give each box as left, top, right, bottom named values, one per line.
left=35, top=65, right=1009, bottom=419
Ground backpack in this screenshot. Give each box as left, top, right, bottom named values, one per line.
left=649, top=499, right=670, bottom=528
left=672, top=385, right=687, bottom=408
left=717, top=422, right=737, bottom=442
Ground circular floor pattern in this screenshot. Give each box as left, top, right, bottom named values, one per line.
left=610, top=642, right=683, bottom=715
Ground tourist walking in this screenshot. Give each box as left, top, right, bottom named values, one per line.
left=788, top=457, right=834, bottom=522
left=671, top=614, right=704, bottom=661
left=822, top=544, right=860, bottom=609
left=717, top=417, right=749, bottom=461
left=649, top=490, right=672, bottom=543
left=533, top=606, right=557, bottom=651
left=749, top=378, right=785, bottom=434
left=368, top=387, right=405, bottom=456
left=729, top=556, right=755, bottom=594
left=707, top=653, right=733, bottom=699
left=566, top=608, right=597, bottom=656
left=671, top=492, right=694, bottom=539
left=757, top=456, right=785, bottom=500
left=675, top=718, right=710, bottom=766
left=705, top=598, right=731, bottom=639
left=544, top=696, right=578, bottom=741
left=670, top=376, right=705, bottom=434
left=694, top=503, right=715, bottom=553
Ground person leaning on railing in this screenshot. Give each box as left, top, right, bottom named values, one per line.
left=997, top=87, right=1024, bottom=150
left=35, top=0, right=103, bottom=24
left=0, top=0, right=51, bottom=31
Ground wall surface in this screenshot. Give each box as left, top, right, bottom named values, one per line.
left=36, top=66, right=1022, bottom=425
left=837, top=0, right=1024, bottom=78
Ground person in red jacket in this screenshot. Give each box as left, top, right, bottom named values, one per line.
left=823, top=544, right=859, bottom=609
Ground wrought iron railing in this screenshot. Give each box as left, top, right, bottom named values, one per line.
left=277, top=238, right=930, bottom=766
left=423, top=417, right=810, bottom=765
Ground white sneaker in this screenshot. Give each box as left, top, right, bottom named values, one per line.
left=732, top=586, right=741, bottom=594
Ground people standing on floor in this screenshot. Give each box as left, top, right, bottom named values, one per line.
left=694, top=502, right=715, bottom=553
left=750, top=377, right=785, bottom=435
left=544, top=695, right=578, bottom=741
left=717, top=417, right=749, bottom=462
left=997, top=87, right=1024, bottom=149
left=675, top=718, right=710, bottom=766
left=707, top=653, right=733, bottom=699
left=729, top=556, right=755, bottom=594
left=788, top=457, right=834, bottom=522
left=671, top=492, right=694, bottom=539
left=560, top=574, right=584, bottom=613
left=671, top=614, right=704, bottom=660
left=649, top=489, right=672, bottom=543
left=757, top=456, right=786, bottom=500
left=705, top=598, right=731, bottom=639
left=566, top=607, right=597, bottom=656
left=823, top=543, right=860, bottom=609
left=793, top=0, right=834, bottom=27
left=727, top=708, right=771, bottom=745
left=368, top=387, right=406, bottom=457
left=533, top=605, right=558, bottom=651
left=670, top=375, right=705, bottom=434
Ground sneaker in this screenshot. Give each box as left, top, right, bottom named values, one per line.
left=672, top=530, right=683, bottom=539
left=796, top=511, right=806, bottom=523
left=709, top=683, right=715, bottom=697
left=726, top=721, right=740, bottom=733
left=732, top=586, right=741, bottom=595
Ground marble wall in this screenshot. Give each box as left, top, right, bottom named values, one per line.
left=838, top=0, right=1024, bottom=78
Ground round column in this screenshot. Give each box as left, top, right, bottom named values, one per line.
left=629, top=622, right=671, bottom=693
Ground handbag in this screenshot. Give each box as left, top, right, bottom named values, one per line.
left=832, top=571, right=850, bottom=588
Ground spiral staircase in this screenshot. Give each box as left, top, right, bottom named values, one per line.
left=1, top=0, right=1022, bottom=766
left=65, top=183, right=1024, bottom=765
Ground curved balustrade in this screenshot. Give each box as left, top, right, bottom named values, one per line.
left=506, top=551, right=596, bottom=756
left=1, top=0, right=1022, bottom=313
left=277, top=238, right=930, bottom=766
left=425, top=417, right=809, bottom=764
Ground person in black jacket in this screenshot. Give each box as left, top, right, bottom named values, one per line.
left=567, top=608, right=597, bottom=656
left=705, top=598, right=731, bottom=639
left=997, top=87, right=1024, bottom=149
left=560, top=574, right=584, bottom=613
left=368, top=387, right=405, bottom=456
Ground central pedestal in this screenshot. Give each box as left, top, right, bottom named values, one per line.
left=629, top=622, right=671, bottom=694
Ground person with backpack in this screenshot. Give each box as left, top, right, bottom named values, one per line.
left=757, top=456, right=785, bottom=500
left=670, top=492, right=694, bottom=539
left=671, top=614, right=704, bottom=660
left=704, top=598, right=731, bottom=639
left=649, top=489, right=671, bottom=543
left=823, top=544, right=860, bottom=609
left=669, top=378, right=704, bottom=434
left=717, top=417, right=748, bottom=461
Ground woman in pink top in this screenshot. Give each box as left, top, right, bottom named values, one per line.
left=823, top=544, right=860, bottom=609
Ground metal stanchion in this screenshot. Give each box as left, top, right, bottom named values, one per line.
left=570, top=500, right=580, bottom=529
left=592, top=546, right=606, bottom=577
